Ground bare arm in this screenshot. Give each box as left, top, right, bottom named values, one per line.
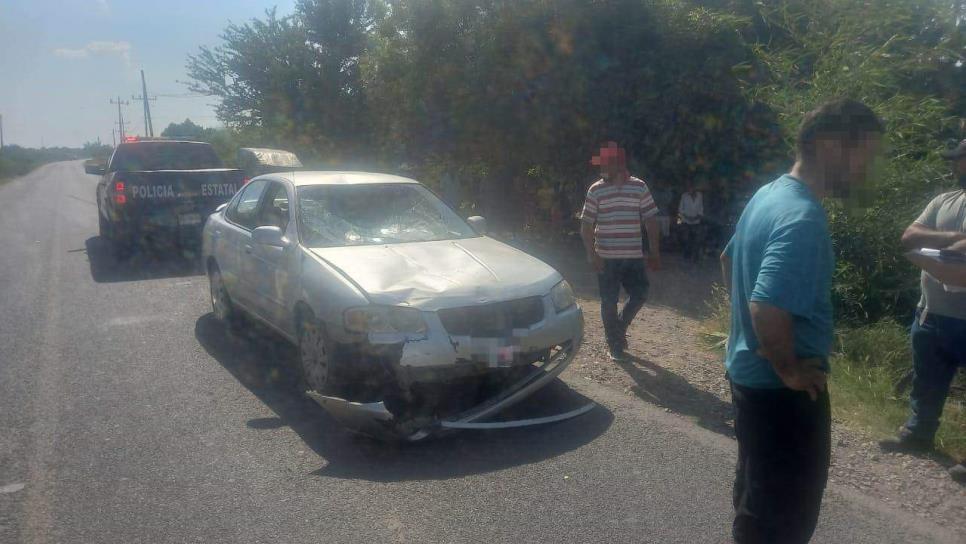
left=644, top=216, right=661, bottom=269
left=905, top=252, right=966, bottom=288
left=749, top=301, right=827, bottom=400
left=901, top=222, right=966, bottom=250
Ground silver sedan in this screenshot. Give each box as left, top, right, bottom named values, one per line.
left=201, top=171, right=586, bottom=439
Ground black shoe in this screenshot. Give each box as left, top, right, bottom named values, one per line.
left=950, top=464, right=966, bottom=484
left=607, top=344, right=627, bottom=362
left=878, top=427, right=934, bottom=453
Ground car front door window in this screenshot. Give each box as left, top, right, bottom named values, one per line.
left=255, top=182, right=290, bottom=230
left=227, top=179, right=269, bottom=230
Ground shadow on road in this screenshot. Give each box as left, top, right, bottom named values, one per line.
left=194, top=313, right=614, bottom=482
left=83, top=236, right=204, bottom=283
left=616, top=354, right=734, bottom=437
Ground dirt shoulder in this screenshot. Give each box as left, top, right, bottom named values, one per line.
left=554, top=253, right=966, bottom=535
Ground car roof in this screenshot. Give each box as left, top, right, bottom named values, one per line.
left=118, top=139, right=209, bottom=145
left=264, top=171, right=420, bottom=187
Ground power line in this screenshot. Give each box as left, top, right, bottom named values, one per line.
left=110, top=97, right=130, bottom=140
left=133, top=70, right=158, bottom=137
left=153, top=92, right=213, bottom=98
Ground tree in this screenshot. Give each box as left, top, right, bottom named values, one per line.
left=741, top=0, right=964, bottom=321
left=160, top=119, right=217, bottom=141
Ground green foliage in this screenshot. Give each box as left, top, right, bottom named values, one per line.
left=832, top=321, right=965, bottom=457
left=0, top=145, right=85, bottom=181
left=189, top=0, right=963, bottom=319
left=740, top=0, right=963, bottom=322
left=188, top=0, right=788, bottom=230
left=701, top=293, right=966, bottom=457
left=186, top=3, right=380, bottom=162
left=82, top=141, right=113, bottom=162
left=701, top=283, right=732, bottom=351
left=160, top=118, right=218, bottom=141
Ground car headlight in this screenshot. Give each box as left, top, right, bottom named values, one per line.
left=550, top=280, right=576, bottom=312
left=344, top=305, right=427, bottom=335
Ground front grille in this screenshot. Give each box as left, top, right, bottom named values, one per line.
left=438, top=297, right=545, bottom=337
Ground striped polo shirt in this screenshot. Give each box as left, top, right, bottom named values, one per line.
left=580, top=176, right=659, bottom=259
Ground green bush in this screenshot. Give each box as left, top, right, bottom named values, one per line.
left=832, top=321, right=965, bottom=457
left=187, top=0, right=788, bottom=231
left=703, top=290, right=965, bottom=457
left=741, top=0, right=963, bottom=323
left=0, top=145, right=86, bottom=180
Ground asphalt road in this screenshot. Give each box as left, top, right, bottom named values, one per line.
left=0, top=161, right=960, bottom=544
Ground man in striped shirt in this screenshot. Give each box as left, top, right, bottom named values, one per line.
left=580, top=142, right=662, bottom=360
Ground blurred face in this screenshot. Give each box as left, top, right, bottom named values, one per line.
left=600, top=161, right=628, bottom=184
left=815, top=132, right=882, bottom=199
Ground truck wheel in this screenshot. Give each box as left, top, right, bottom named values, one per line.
left=297, top=315, right=337, bottom=394
left=209, top=266, right=241, bottom=330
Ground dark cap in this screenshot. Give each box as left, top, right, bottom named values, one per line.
left=941, top=139, right=966, bottom=160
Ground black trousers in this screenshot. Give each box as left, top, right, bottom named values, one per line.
left=680, top=222, right=702, bottom=261
left=597, top=258, right=649, bottom=349
left=730, top=379, right=831, bottom=544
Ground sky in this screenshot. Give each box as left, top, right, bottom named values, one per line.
left=0, top=0, right=298, bottom=148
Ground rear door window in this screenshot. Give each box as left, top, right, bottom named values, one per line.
left=109, top=142, right=224, bottom=171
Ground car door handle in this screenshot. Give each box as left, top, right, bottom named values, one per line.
left=244, top=244, right=253, bottom=254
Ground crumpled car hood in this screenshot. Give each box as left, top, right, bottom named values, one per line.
left=309, top=236, right=561, bottom=310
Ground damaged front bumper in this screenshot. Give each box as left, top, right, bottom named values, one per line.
left=306, top=337, right=591, bottom=441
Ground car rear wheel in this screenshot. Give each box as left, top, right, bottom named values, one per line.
left=209, top=266, right=240, bottom=330
left=298, top=316, right=333, bottom=394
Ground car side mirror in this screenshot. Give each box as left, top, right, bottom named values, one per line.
left=467, top=215, right=487, bottom=235
left=252, top=226, right=289, bottom=248
left=215, top=202, right=228, bottom=213
left=84, top=162, right=106, bottom=176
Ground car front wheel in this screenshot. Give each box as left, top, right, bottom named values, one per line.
left=298, top=316, right=334, bottom=394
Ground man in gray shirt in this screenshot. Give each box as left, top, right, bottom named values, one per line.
left=880, top=139, right=966, bottom=483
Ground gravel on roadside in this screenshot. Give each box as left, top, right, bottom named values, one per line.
left=567, top=283, right=966, bottom=535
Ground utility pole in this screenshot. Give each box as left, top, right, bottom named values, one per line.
left=0, top=113, right=4, bottom=153
left=110, top=96, right=130, bottom=140
left=133, top=70, right=157, bottom=137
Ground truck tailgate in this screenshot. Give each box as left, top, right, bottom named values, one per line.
left=116, top=169, right=244, bottom=226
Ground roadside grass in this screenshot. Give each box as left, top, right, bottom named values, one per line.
left=0, top=147, right=86, bottom=182
left=701, top=288, right=966, bottom=459
left=0, top=157, right=43, bottom=183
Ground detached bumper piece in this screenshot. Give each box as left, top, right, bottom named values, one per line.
left=305, top=341, right=594, bottom=441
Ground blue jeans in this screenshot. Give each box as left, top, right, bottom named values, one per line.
left=905, top=309, right=966, bottom=441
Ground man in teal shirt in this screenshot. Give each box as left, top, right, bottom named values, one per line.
left=725, top=175, right=834, bottom=389
left=721, top=99, right=883, bottom=544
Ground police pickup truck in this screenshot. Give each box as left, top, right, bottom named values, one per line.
left=86, top=139, right=246, bottom=255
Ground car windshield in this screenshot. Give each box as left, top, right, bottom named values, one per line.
left=297, top=183, right=478, bottom=247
